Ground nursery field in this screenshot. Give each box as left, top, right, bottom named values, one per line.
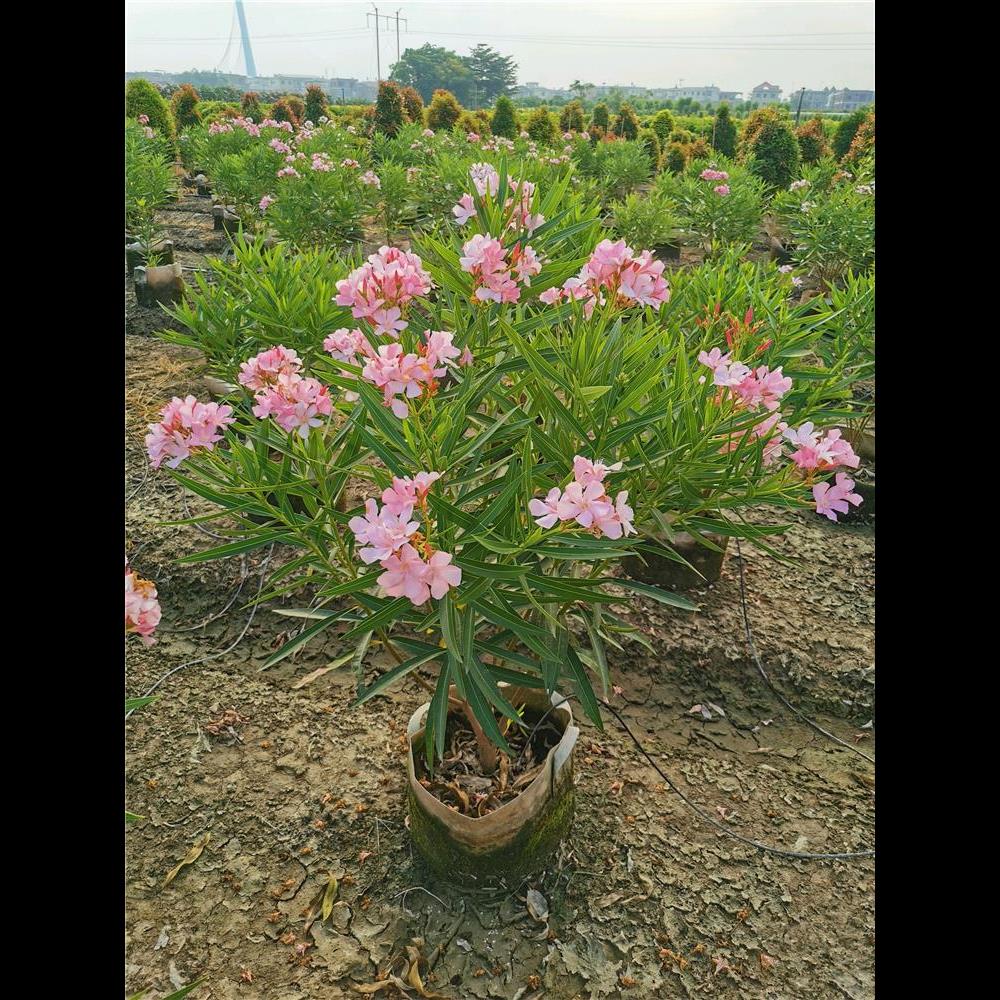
left=126, top=82, right=875, bottom=1000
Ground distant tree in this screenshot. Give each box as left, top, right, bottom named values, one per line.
left=665, top=142, right=687, bottom=174
left=796, top=116, right=829, bottom=164
left=652, top=109, right=675, bottom=147
left=559, top=100, right=585, bottom=133
left=373, top=80, right=406, bottom=136
left=126, top=78, right=176, bottom=149
left=525, top=106, right=557, bottom=144
left=241, top=91, right=262, bottom=119
left=464, top=44, right=518, bottom=105
left=170, top=83, right=201, bottom=129
left=305, top=84, right=328, bottom=123
left=400, top=86, right=424, bottom=124
left=569, top=79, right=593, bottom=101
left=590, top=102, right=610, bottom=131
left=711, top=103, right=737, bottom=157
left=638, top=127, right=661, bottom=171
left=426, top=88, right=463, bottom=130
left=612, top=103, right=640, bottom=141
left=833, top=107, right=871, bottom=160
left=605, top=88, right=624, bottom=113
left=390, top=44, right=473, bottom=104
left=491, top=95, right=517, bottom=138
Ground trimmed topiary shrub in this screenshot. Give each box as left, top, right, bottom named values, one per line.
left=652, top=109, right=675, bottom=147
left=738, top=107, right=800, bottom=189
left=796, top=116, right=830, bottom=164
left=688, top=137, right=710, bottom=160
left=400, top=86, right=424, bottom=124
left=833, top=108, right=870, bottom=160
left=665, top=142, right=687, bottom=175
left=612, top=103, right=640, bottom=141
left=638, top=127, right=661, bottom=171
left=711, top=103, right=736, bottom=158
left=427, top=89, right=463, bottom=131
left=491, top=95, right=517, bottom=138
left=526, top=106, right=557, bottom=144
left=305, top=84, right=327, bottom=124
left=559, top=100, right=585, bottom=133
left=373, top=80, right=406, bottom=137
left=590, top=103, right=610, bottom=132
left=126, top=78, right=176, bottom=150
left=845, top=112, right=874, bottom=164
left=170, top=83, right=201, bottom=130
left=286, top=96, right=306, bottom=123
left=271, top=98, right=301, bottom=127
left=241, top=91, right=263, bottom=120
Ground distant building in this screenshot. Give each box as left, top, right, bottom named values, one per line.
left=656, top=85, right=721, bottom=104
left=125, top=71, right=377, bottom=101
left=719, top=91, right=743, bottom=103
left=827, top=89, right=875, bottom=112
left=795, top=87, right=838, bottom=111
left=750, top=81, right=783, bottom=104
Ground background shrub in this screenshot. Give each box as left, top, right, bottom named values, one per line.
left=270, top=98, right=301, bottom=127
left=241, top=91, right=263, bottom=119
left=665, top=141, right=687, bottom=174
left=612, top=103, right=640, bottom=141
left=711, top=104, right=736, bottom=158
left=590, top=103, right=610, bottom=132
left=373, top=80, right=406, bottom=136
left=305, top=84, right=327, bottom=123
left=126, top=78, right=177, bottom=151
left=400, top=86, right=424, bottom=124
left=559, top=100, right=585, bottom=133
left=170, top=83, right=201, bottom=130
left=427, top=89, right=463, bottom=131
left=845, top=112, right=874, bottom=164
left=526, top=106, right=557, bottom=144
left=833, top=108, right=870, bottom=160
left=738, top=107, right=800, bottom=189
left=491, top=95, right=517, bottom=138
left=652, top=109, right=675, bottom=147
left=796, top=116, right=830, bottom=164
left=638, top=127, right=661, bottom=171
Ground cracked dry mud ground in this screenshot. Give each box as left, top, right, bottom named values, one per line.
left=126, top=247, right=875, bottom=999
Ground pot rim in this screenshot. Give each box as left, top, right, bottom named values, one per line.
left=406, top=685, right=577, bottom=834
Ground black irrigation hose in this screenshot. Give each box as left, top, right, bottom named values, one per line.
left=125, top=545, right=274, bottom=720
left=733, top=539, right=875, bottom=765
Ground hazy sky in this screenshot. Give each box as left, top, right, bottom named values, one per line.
left=125, top=0, right=874, bottom=93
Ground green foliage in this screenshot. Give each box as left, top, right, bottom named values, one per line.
left=271, top=98, right=301, bottom=127
left=465, top=44, right=518, bottom=103
left=638, top=128, right=661, bottom=171
left=125, top=119, right=175, bottom=253
left=611, top=104, right=640, bottom=141
left=590, top=103, right=610, bottom=131
left=526, top=107, right=557, bottom=144
left=609, top=190, right=679, bottom=249
left=427, top=88, right=463, bottom=131
left=211, top=144, right=282, bottom=227
left=796, top=116, right=829, bottom=164
left=374, top=81, right=407, bottom=137
left=559, top=101, right=585, bottom=133
left=305, top=84, right=328, bottom=123
left=738, top=107, right=800, bottom=190
left=400, top=86, right=425, bottom=124
left=845, top=112, right=874, bottom=164
left=711, top=104, right=736, bottom=158
left=833, top=108, right=870, bottom=160
left=664, top=142, right=687, bottom=175
left=376, top=162, right=415, bottom=244
left=491, top=96, right=516, bottom=138
left=170, top=83, right=201, bottom=129
left=391, top=43, right=474, bottom=103
left=241, top=91, right=263, bottom=119
left=652, top=109, right=675, bottom=147
left=126, top=78, right=176, bottom=150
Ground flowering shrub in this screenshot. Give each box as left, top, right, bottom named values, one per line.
left=609, top=191, right=680, bottom=252
left=125, top=561, right=161, bottom=644
left=145, top=395, right=234, bottom=469
left=126, top=119, right=175, bottom=258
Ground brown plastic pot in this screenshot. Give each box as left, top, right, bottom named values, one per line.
left=212, top=205, right=242, bottom=234
left=133, top=264, right=185, bottom=308
left=126, top=238, right=174, bottom=272
left=407, top=685, right=578, bottom=883
left=624, top=519, right=730, bottom=590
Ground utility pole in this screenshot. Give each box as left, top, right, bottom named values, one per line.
left=368, top=5, right=406, bottom=82
left=395, top=8, right=406, bottom=64
left=795, top=87, right=806, bottom=125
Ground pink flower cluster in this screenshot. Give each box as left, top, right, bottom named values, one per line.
left=358, top=330, right=470, bottom=419
left=783, top=423, right=860, bottom=472
left=269, top=138, right=291, bottom=154
left=530, top=457, right=635, bottom=539
left=239, top=347, right=332, bottom=439
left=700, top=169, right=729, bottom=181
left=349, top=475, right=462, bottom=606
left=697, top=350, right=792, bottom=413
left=452, top=167, right=545, bottom=235
left=341, top=158, right=360, bottom=169
left=460, top=234, right=542, bottom=304
left=259, top=194, right=275, bottom=213
left=277, top=166, right=300, bottom=178
left=311, top=152, right=333, bottom=171
left=789, top=179, right=811, bottom=192
left=260, top=119, right=294, bottom=133
left=361, top=170, right=381, bottom=189
left=813, top=473, right=863, bottom=522
left=540, top=239, right=670, bottom=316
left=138, top=114, right=149, bottom=125
left=335, top=247, right=434, bottom=337
left=714, top=185, right=731, bottom=196
left=145, top=396, right=234, bottom=470
left=125, top=560, right=161, bottom=645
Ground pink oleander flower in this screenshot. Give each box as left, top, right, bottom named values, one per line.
left=346, top=125, right=357, bottom=135
left=238, top=346, right=302, bottom=390
left=778, top=264, right=794, bottom=274
left=732, top=366, right=792, bottom=412
left=259, top=194, right=275, bottom=213
left=789, top=179, right=810, bottom=192
left=349, top=499, right=419, bottom=563
left=311, top=152, right=333, bottom=172
left=813, top=473, right=863, bottom=522
left=452, top=193, right=476, bottom=225
left=539, top=286, right=563, bottom=305
left=613, top=492, right=636, bottom=536
left=137, top=114, right=149, bottom=125
left=252, top=374, right=332, bottom=439
left=125, top=561, right=161, bottom=644
left=341, top=158, right=360, bottom=168
left=572, top=455, right=623, bottom=487
left=700, top=168, right=729, bottom=181
left=698, top=347, right=732, bottom=371
left=459, top=346, right=474, bottom=367
left=277, top=166, right=300, bottom=178
left=422, top=128, right=434, bottom=137
left=380, top=472, right=442, bottom=517
left=855, top=184, right=874, bottom=195
left=377, top=543, right=431, bottom=604
left=335, top=247, right=434, bottom=336
left=466, top=132, right=480, bottom=142
left=143, top=126, right=155, bottom=139
left=784, top=424, right=860, bottom=472
left=519, top=130, right=530, bottom=139
left=323, top=327, right=370, bottom=364
left=714, top=185, right=730, bottom=196
left=406, top=166, right=420, bottom=182
left=424, top=550, right=462, bottom=599
left=469, top=162, right=500, bottom=197
left=145, top=396, right=234, bottom=470
left=529, top=487, right=563, bottom=528
left=712, top=361, right=752, bottom=389
left=361, top=170, right=381, bottom=189
left=510, top=243, right=542, bottom=285
left=422, top=331, right=461, bottom=368
left=557, top=481, right=615, bottom=530
left=269, top=138, right=291, bottom=154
